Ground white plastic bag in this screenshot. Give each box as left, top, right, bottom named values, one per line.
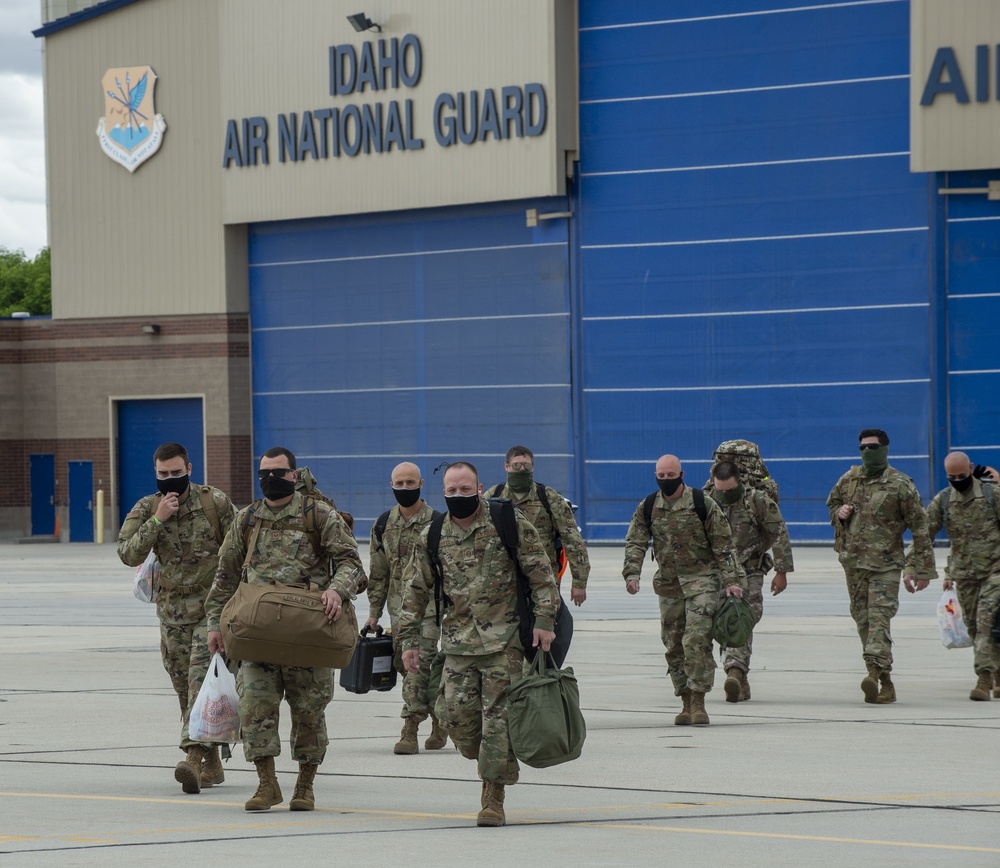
left=937, top=589, right=973, bottom=649
left=132, top=550, right=159, bottom=603
left=188, top=653, right=241, bottom=743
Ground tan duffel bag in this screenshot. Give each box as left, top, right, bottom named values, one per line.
left=220, top=580, right=358, bottom=669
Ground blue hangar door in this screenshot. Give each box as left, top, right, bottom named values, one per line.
left=248, top=198, right=578, bottom=539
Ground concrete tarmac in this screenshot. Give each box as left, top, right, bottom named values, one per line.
left=1, top=542, right=998, bottom=866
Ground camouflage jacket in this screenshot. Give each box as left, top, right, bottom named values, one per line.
left=397, top=502, right=559, bottom=656
left=204, top=492, right=365, bottom=632
left=826, top=464, right=936, bottom=578
left=117, top=484, right=238, bottom=594
left=707, top=486, right=794, bottom=575
left=622, top=485, right=745, bottom=593
left=925, top=479, right=1000, bottom=582
left=367, top=501, right=437, bottom=626
left=487, top=481, right=590, bottom=589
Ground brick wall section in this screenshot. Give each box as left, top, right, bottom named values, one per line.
left=0, top=314, right=252, bottom=531
left=207, top=434, right=253, bottom=506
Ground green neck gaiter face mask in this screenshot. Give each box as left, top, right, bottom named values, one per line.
left=861, top=446, right=889, bottom=477
left=719, top=484, right=743, bottom=505
left=506, top=471, right=533, bottom=493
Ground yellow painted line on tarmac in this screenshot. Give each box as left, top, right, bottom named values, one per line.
left=584, top=822, right=1000, bottom=854
left=0, top=837, right=40, bottom=843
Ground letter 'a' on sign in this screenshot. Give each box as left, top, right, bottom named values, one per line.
left=96, top=66, right=167, bottom=172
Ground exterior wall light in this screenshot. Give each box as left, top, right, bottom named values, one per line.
left=141, top=324, right=161, bottom=335
left=347, top=13, right=381, bottom=32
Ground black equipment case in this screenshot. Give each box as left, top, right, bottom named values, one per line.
left=339, top=625, right=398, bottom=693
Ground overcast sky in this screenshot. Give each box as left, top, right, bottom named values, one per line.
left=0, top=1, right=46, bottom=257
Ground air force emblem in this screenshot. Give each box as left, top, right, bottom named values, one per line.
left=96, top=66, right=166, bottom=172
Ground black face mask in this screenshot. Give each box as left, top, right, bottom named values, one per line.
left=445, top=493, right=480, bottom=519
left=393, top=487, right=421, bottom=508
left=657, top=476, right=684, bottom=497
left=260, top=475, right=296, bottom=501
left=950, top=474, right=974, bottom=493
left=156, top=474, right=189, bottom=496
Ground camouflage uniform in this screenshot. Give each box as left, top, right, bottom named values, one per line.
left=827, top=464, right=937, bottom=672
left=623, top=487, right=745, bottom=695
left=397, top=505, right=558, bottom=784
left=117, top=485, right=237, bottom=750
left=925, top=480, right=1000, bottom=677
left=487, top=481, right=590, bottom=593
left=367, top=502, right=440, bottom=722
left=707, top=485, right=794, bottom=673
left=205, top=492, right=364, bottom=764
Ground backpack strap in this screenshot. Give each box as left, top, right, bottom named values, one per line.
left=486, top=498, right=519, bottom=563
left=198, top=486, right=223, bottom=545
left=241, top=496, right=326, bottom=560
left=373, top=508, right=392, bottom=551
left=941, top=481, right=997, bottom=529
left=487, top=483, right=504, bottom=498
left=643, top=488, right=707, bottom=528
left=426, top=510, right=448, bottom=626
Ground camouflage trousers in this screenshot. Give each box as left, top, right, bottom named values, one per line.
left=156, top=587, right=211, bottom=750
left=844, top=567, right=900, bottom=671
left=441, top=645, right=523, bottom=785
left=955, top=573, right=1000, bottom=675
left=658, top=574, right=722, bottom=695
left=238, top=661, right=335, bottom=764
left=393, top=631, right=439, bottom=722
left=722, top=571, right=764, bottom=673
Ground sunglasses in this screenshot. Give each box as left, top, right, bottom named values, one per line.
left=509, top=461, right=533, bottom=471
left=859, top=443, right=884, bottom=451
left=258, top=467, right=293, bottom=479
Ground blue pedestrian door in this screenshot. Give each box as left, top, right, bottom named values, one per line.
left=116, top=398, right=205, bottom=527
left=68, top=460, right=94, bottom=543
left=29, top=453, right=56, bottom=536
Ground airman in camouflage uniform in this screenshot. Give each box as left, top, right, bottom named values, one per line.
left=709, top=461, right=793, bottom=702
left=117, top=442, right=238, bottom=794
left=623, top=454, right=745, bottom=727
left=365, top=461, right=447, bottom=754
left=206, top=446, right=364, bottom=813
left=923, top=452, right=1000, bottom=701
left=827, top=428, right=936, bottom=704
left=487, top=445, right=590, bottom=606
left=398, top=461, right=558, bottom=828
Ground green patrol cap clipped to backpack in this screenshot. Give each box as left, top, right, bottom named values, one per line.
left=712, top=597, right=755, bottom=650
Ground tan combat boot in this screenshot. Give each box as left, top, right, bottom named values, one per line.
left=289, top=763, right=319, bottom=811
left=394, top=718, right=420, bottom=755
left=875, top=671, right=896, bottom=704
left=244, top=756, right=283, bottom=812
left=174, top=745, right=208, bottom=794
left=476, top=781, right=506, bottom=827
left=424, top=715, right=448, bottom=750
left=690, top=691, right=710, bottom=726
left=861, top=663, right=881, bottom=704
left=200, top=745, right=225, bottom=788
left=993, top=672, right=1000, bottom=699
left=724, top=669, right=742, bottom=703
left=674, top=690, right=692, bottom=726
left=740, top=671, right=751, bottom=702
left=970, top=671, right=993, bottom=701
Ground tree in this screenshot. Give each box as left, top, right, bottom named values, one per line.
left=0, top=246, right=52, bottom=316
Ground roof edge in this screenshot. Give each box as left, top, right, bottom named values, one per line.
left=33, top=0, right=145, bottom=38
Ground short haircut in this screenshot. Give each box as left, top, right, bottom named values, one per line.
left=154, top=442, right=188, bottom=464
left=712, top=461, right=740, bottom=482
left=444, top=460, right=479, bottom=482
left=505, top=445, right=534, bottom=463
left=859, top=428, right=889, bottom=446
left=262, top=446, right=296, bottom=469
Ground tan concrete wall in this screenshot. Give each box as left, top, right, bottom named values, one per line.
left=41, top=0, right=248, bottom=319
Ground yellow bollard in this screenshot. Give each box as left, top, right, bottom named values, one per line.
left=96, top=489, right=105, bottom=543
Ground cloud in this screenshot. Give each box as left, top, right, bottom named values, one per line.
left=0, top=72, right=46, bottom=255
left=0, top=1, right=44, bottom=78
